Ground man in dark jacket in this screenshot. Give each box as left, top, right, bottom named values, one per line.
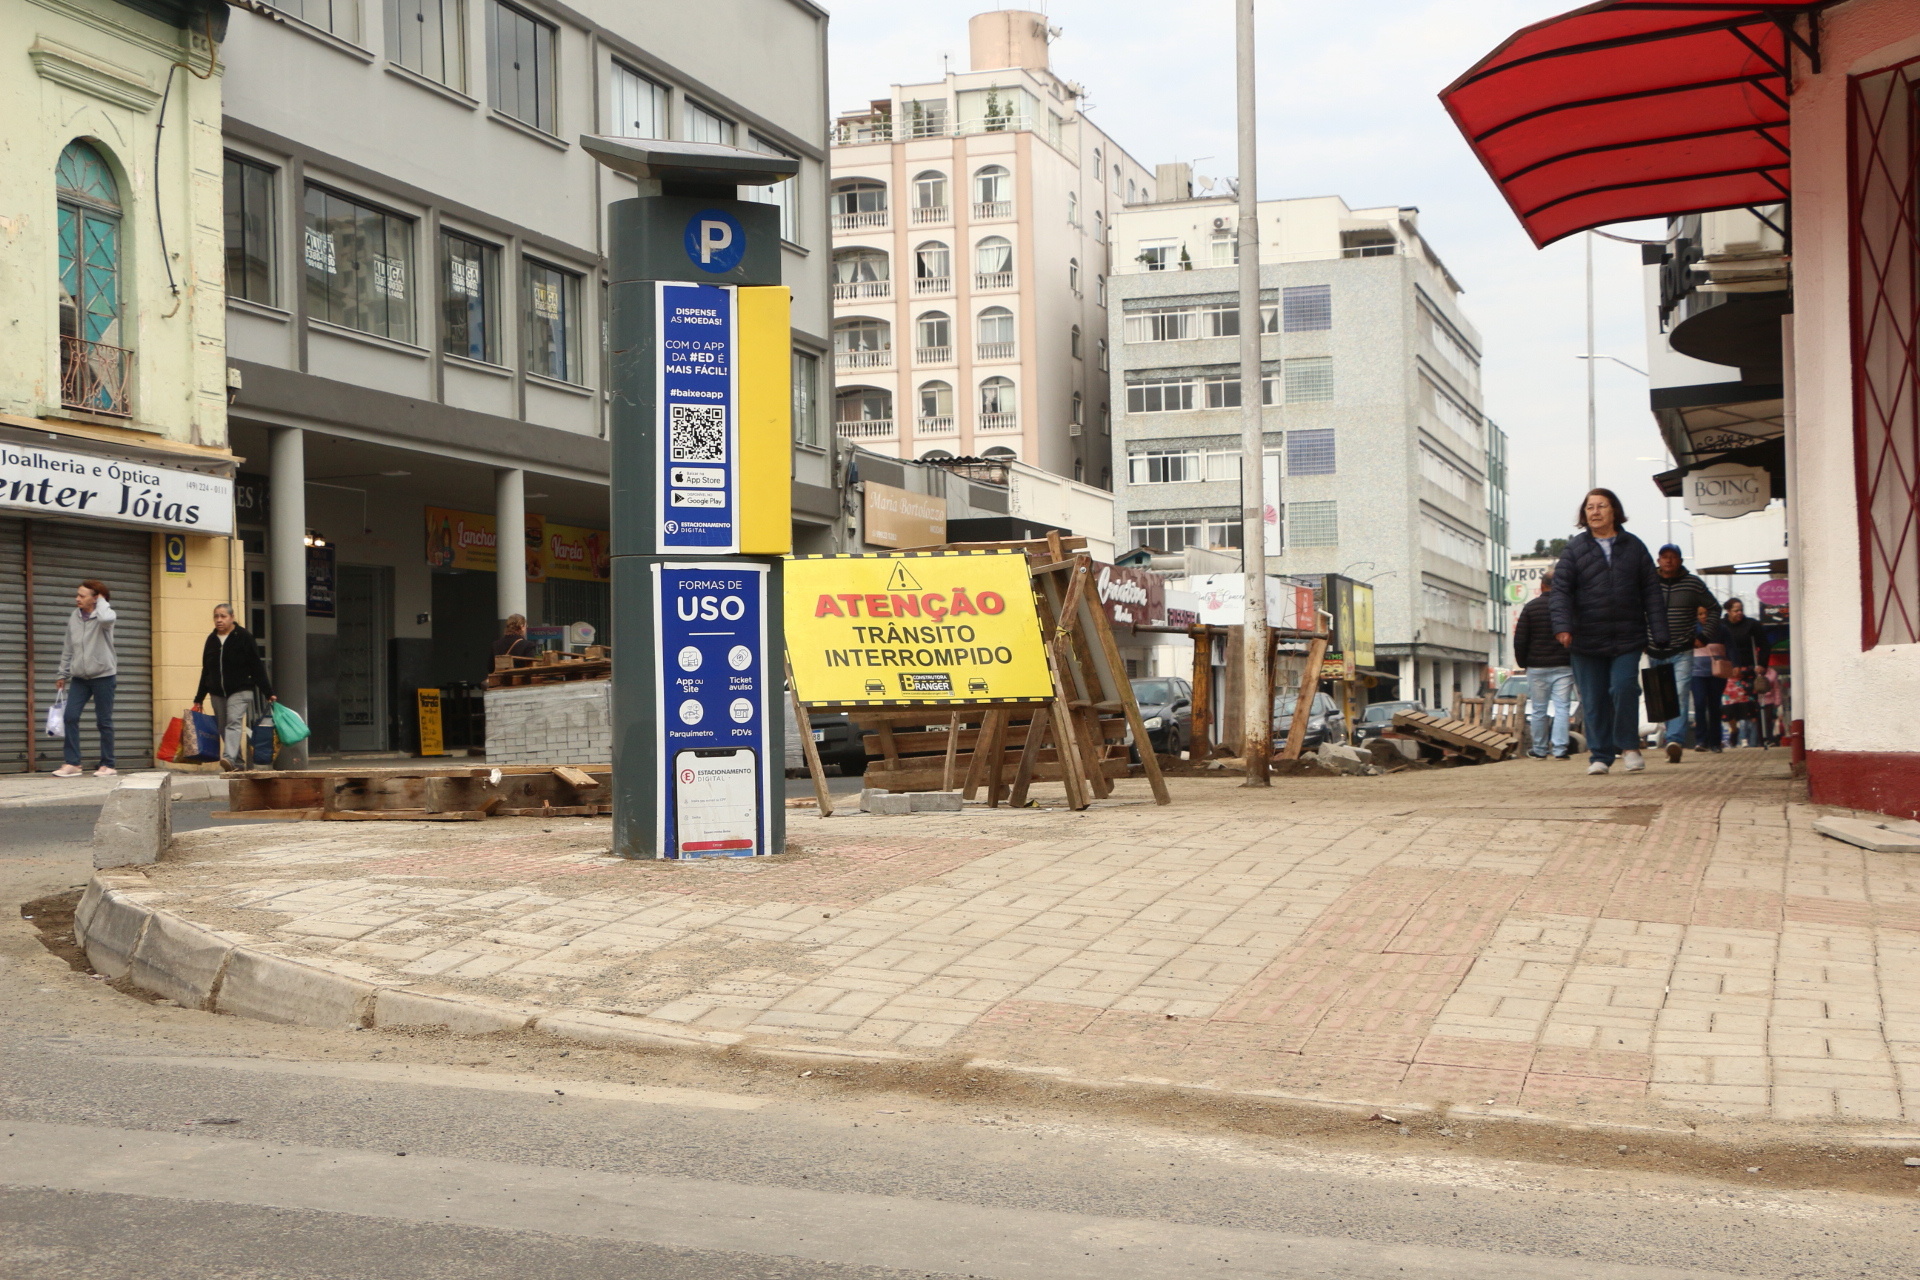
left=1513, top=574, right=1573, bottom=759
left=1550, top=489, right=1669, bottom=775
left=1647, top=545, right=1718, bottom=763
left=194, top=603, right=275, bottom=768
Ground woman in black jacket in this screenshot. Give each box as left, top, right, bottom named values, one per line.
left=193, top=604, right=276, bottom=768
left=1548, top=489, right=1669, bottom=775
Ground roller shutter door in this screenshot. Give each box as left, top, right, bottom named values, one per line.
left=0, top=516, right=154, bottom=773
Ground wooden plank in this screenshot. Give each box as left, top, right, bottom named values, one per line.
left=495, top=805, right=607, bottom=817
left=983, top=705, right=1013, bottom=807
left=1084, top=577, right=1170, bottom=805
left=789, top=659, right=836, bottom=818
left=1190, top=628, right=1213, bottom=759
left=941, top=711, right=961, bottom=792
left=322, top=809, right=487, bottom=822
left=553, top=766, right=598, bottom=790
left=960, top=706, right=1000, bottom=800
left=1280, top=637, right=1328, bottom=760
left=1008, top=704, right=1051, bottom=808
left=209, top=808, right=321, bottom=821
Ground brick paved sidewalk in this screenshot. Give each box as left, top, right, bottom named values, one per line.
left=135, top=752, right=1920, bottom=1128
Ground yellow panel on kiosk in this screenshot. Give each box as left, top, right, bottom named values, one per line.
left=736, top=285, right=792, bottom=554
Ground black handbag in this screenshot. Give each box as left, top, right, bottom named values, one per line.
left=1641, top=662, right=1680, bottom=723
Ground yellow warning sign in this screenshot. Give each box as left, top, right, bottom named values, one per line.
left=785, top=551, right=1054, bottom=705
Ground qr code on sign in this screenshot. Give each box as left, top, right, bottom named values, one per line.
left=669, top=404, right=727, bottom=463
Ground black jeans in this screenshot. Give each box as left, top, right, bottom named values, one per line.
left=1690, top=675, right=1725, bottom=750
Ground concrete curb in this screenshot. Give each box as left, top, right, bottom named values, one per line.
left=68, top=873, right=1920, bottom=1149
left=0, top=775, right=226, bottom=810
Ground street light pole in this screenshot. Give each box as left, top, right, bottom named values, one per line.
left=1585, top=231, right=1597, bottom=491
left=1235, top=0, right=1271, bottom=786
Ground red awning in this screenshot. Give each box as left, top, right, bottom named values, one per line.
left=1440, top=2, right=1825, bottom=247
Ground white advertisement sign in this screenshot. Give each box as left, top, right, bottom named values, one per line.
left=0, top=442, right=233, bottom=535
left=1179, top=573, right=1314, bottom=631
left=1682, top=461, right=1770, bottom=520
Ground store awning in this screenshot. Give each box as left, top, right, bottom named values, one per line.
left=1440, top=2, right=1826, bottom=247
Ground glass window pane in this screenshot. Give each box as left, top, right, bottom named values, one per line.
left=612, top=63, right=666, bottom=138
left=524, top=258, right=579, bottom=381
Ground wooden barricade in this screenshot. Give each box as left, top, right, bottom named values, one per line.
left=219, top=764, right=611, bottom=820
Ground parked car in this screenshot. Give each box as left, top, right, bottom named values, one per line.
left=1351, top=699, right=1431, bottom=746
left=1272, top=690, right=1346, bottom=749
left=1130, top=677, right=1194, bottom=756
left=809, top=712, right=869, bottom=776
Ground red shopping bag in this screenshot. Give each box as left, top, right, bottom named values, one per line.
left=156, top=714, right=184, bottom=763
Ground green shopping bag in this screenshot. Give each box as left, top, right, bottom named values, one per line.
left=269, top=700, right=311, bottom=745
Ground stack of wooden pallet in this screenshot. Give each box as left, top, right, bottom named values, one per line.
left=218, top=764, right=610, bottom=821
left=485, top=647, right=611, bottom=689
left=1390, top=709, right=1518, bottom=763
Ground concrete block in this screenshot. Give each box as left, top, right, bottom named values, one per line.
left=214, top=947, right=388, bottom=1029
left=1314, top=742, right=1378, bottom=776
left=866, top=793, right=914, bottom=815
left=79, top=889, right=152, bottom=979
left=128, top=910, right=248, bottom=1009
left=908, top=791, right=964, bottom=812
left=91, top=771, right=171, bottom=868
left=374, top=988, right=536, bottom=1035
left=534, top=1008, right=743, bottom=1049
left=1813, top=816, right=1920, bottom=854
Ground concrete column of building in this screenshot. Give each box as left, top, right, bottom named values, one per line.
left=268, top=426, right=309, bottom=766
left=496, top=467, right=528, bottom=625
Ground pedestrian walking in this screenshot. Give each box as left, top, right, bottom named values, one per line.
left=492, top=613, right=537, bottom=669
left=1689, top=606, right=1727, bottom=753
left=1550, top=488, right=1669, bottom=775
left=51, top=579, right=118, bottom=778
left=1720, top=598, right=1766, bottom=675
left=193, top=603, right=276, bottom=770
left=1722, top=670, right=1761, bottom=748
left=1512, top=572, right=1574, bottom=759
left=1646, top=544, right=1718, bottom=764
left=1757, top=666, right=1785, bottom=745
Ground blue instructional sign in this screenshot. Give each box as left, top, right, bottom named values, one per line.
left=684, top=209, right=747, bottom=275
left=652, top=561, right=770, bottom=859
left=656, top=281, right=738, bottom=553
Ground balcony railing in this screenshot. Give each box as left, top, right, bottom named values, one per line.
left=974, top=270, right=1014, bottom=290
left=913, top=275, right=952, bottom=296
left=60, top=336, right=132, bottom=417
left=835, top=348, right=893, bottom=370
left=832, top=209, right=888, bottom=231
left=976, top=340, right=1016, bottom=361
left=972, top=200, right=1013, bottom=220
left=915, top=415, right=956, bottom=435
left=914, top=346, right=952, bottom=365
left=976, top=411, right=1019, bottom=432
left=835, top=418, right=895, bottom=439
left=911, top=205, right=950, bottom=225
left=833, top=117, right=1033, bottom=146
left=833, top=279, right=891, bottom=301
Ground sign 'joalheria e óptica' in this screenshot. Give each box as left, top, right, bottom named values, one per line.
left=784, top=550, right=1054, bottom=705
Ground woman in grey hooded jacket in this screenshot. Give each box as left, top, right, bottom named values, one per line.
left=53, top=578, right=118, bottom=777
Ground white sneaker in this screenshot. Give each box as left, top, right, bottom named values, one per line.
left=1586, top=760, right=1610, bottom=775
left=1621, top=751, right=1646, bottom=773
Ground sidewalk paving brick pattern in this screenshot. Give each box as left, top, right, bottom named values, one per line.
left=142, top=752, right=1920, bottom=1124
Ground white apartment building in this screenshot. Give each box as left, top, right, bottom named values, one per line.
left=1109, top=191, right=1506, bottom=707
left=827, top=10, right=1152, bottom=485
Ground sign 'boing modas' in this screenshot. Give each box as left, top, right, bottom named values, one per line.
left=786, top=551, right=1054, bottom=705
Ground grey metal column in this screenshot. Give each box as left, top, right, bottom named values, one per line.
left=268, top=426, right=308, bottom=766
left=495, top=467, right=527, bottom=626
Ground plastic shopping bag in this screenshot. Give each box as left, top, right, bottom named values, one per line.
left=269, top=700, right=311, bottom=746
left=44, top=695, right=66, bottom=738
left=157, top=715, right=184, bottom=763
left=251, top=718, right=276, bottom=766
left=174, top=706, right=219, bottom=764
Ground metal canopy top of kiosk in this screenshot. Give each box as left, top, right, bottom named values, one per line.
left=581, top=137, right=799, bottom=189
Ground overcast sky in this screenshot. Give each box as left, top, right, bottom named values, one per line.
left=824, top=0, right=1690, bottom=559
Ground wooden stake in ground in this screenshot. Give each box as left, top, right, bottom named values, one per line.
left=787, top=660, right=835, bottom=817
left=1280, top=635, right=1328, bottom=760
left=941, top=710, right=961, bottom=792
left=1189, top=627, right=1214, bottom=759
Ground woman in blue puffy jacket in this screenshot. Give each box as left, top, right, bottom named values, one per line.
left=1549, top=489, right=1669, bottom=775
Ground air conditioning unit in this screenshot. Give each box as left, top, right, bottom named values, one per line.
left=1068, top=423, right=1084, bottom=437
left=1212, top=217, right=1228, bottom=230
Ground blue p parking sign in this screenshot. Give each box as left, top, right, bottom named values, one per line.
left=684, top=209, right=746, bottom=274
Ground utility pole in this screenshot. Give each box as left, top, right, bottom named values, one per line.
left=1585, top=231, right=1597, bottom=491
left=1235, top=0, right=1271, bottom=786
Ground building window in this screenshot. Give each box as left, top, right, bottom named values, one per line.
left=918, top=379, right=954, bottom=423
left=791, top=349, right=821, bottom=445
left=1284, top=356, right=1334, bottom=403
left=1070, top=324, right=1082, bottom=358
left=1287, top=429, right=1336, bottom=475
left=1096, top=339, right=1108, bottom=371
left=915, top=310, right=951, bottom=358
left=440, top=231, right=498, bottom=362
left=977, top=306, right=1015, bottom=357
left=486, top=1, right=556, bottom=133
left=913, top=240, right=950, bottom=293
left=1099, top=401, right=1109, bottom=434
left=1137, top=240, right=1175, bottom=271
left=1124, top=305, right=1195, bottom=342
left=1282, top=283, right=1332, bottom=332
left=1129, top=519, right=1239, bottom=553
left=388, top=0, right=464, bottom=89
left=742, top=134, right=799, bottom=243
left=56, top=140, right=128, bottom=414
left=683, top=100, right=735, bottom=145
left=272, top=0, right=358, bottom=39
left=1288, top=501, right=1339, bottom=546
left=1067, top=190, right=1078, bottom=226
left=1422, top=514, right=1486, bottom=567
left=833, top=247, right=889, bottom=288
left=978, top=375, right=1016, bottom=418
left=1093, top=211, right=1103, bottom=243
left=836, top=386, right=891, bottom=426
left=831, top=179, right=887, bottom=230
left=834, top=316, right=890, bottom=355
left=1068, top=258, right=1079, bottom=293
left=1096, top=274, right=1106, bottom=306
left=304, top=184, right=415, bottom=343
left=1211, top=231, right=1236, bottom=267
left=1071, top=391, right=1083, bottom=424
left=223, top=154, right=276, bottom=306
left=973, top=164, right=1011, bottom=213
left=975, top=235, right=1013, bottom=286
left=611, top=62, right=666, bottom=138
left=1124, top=377, right=1196, bottom=414
left=1128, top=451, right=1200, bottom=484
left=523, top=257, right=581, bottom=382
left=912, top=170, right=948, bottom=216
left=1092, top=146, right=1102, bottom=175
left=903, top=98, right=949, bottom=137
left=1419, top=445, right=1482, bottom=503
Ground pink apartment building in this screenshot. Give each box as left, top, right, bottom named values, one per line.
left=828, top=10, right=1153, bottom=486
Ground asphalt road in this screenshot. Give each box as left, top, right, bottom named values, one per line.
left=3, top=798, right=1916, bottom=1278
